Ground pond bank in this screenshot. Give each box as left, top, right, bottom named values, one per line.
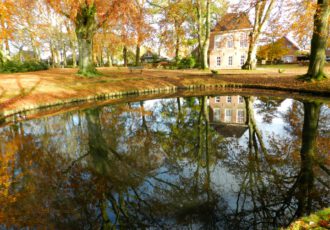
left=1, top=68, right=330, bottom=119
left=283, top=208, right=330, bottom=229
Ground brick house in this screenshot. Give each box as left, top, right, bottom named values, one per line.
left=209, top=95, right=248, bottom=138
left=258, top=36, right=301, bottom=63
left=209, top=13, right=253, bottom=69
left=279, top=37, right=301, bottom=63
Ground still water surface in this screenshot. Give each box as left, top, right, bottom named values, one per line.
left=0, top=94, right=329, bottom=229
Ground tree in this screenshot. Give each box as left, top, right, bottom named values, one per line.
left=194, top=0, right=228, bottom=69
left=304, top=0, right=330, bottom=81
left=132, top=0, right=153, bottom=66
left=195, top=0, right=211, bottom=69
left=46, top=0, right=132, bottom=76
left=239, top=0, right=277, bottom=70
left=0, top=0, right=16, bottom=63
left=257, top=39, right=290, bottom=63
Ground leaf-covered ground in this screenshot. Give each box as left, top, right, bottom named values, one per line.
left=0, top=67, right=330, bottom=118
left=284, top=208, right=330, bottom=229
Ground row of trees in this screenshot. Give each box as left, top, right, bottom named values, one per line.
left=0, top=0, right=329, bottom=80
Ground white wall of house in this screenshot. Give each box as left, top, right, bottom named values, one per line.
left=209, top=30, right=250, bottom=70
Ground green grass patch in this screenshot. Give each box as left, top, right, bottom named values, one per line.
left=285, top=208, right=330, bottom=229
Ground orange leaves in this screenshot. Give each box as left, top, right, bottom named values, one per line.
left=0, top=0, right=15, bottom=41
left=0, top=134, right=19, bottom=204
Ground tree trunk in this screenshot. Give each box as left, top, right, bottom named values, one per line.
left=297, top=101, right=321, bottom=216
left=31, top=36, right=40, bottom=61
left=100, top=46, right=104, bottom=67
left=107, top=48, right=112, bottom=67
left=306, top=0, right=330, bottom=81
left=50, top=41, right=57, bottom=68
left=242, top=37, right=258, bottom=70
left=63, top=44, right=67, bottom=67
left=4, top=38, right=10, bottom=58
left=67, top=24, right=77, bottom=68
left=242, top=0, right=275, bottom=70
left=123, top=46, right=128, bottom=67
left=201, top=0, right=210, bottom=69
left=196, top=0, right=203, bottom=67
left=175, top=33, right=180, bottom=64
left=135, top=44, right=140, bottom=66
left=77, top=36, right=96, bottom=75
left=75, top=4, right=99, bottom=76
left=72, top=42, right=77, bottom=68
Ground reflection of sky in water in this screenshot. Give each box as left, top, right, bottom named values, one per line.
left=0, top=95, right=329, bottom=228
left=255, top=99, right=292, bottom=137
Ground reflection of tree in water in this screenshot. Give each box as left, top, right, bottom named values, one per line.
left=222, top=98, right=329, bottom=228
left=147, top=96, right=228, bottom=228
left=0, top=96, right=329, bottom=229
left=255, top=96, right=284, bottom=124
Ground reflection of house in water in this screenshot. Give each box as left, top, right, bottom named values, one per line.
left=209, top=95, right=248, bottom=138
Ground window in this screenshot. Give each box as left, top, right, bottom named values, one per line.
left=214, top=108, right=221, bottom=121
left=287, top=44, right=292, bottom=48
left=238, top=96, right=244, bottom=104
left=216, top=57, right=221, bottom=66
left=240, top=33, right=248, bottom=47
left=215, top=35, right=222, bottom=49
left=240, top=55, right=245, bottom=66
left=225, top=109, right=232, bottom=122
left=227, top=96, right=232, bottom=103
left=227, top=35, right=234, bottom=48
left=228, top=56, right=233, bottom=66
left=215, top=96, right=220, bottom=103
left=237, top=109, right=245, bottom=123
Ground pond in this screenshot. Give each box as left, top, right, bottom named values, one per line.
left=0, top=92, right=329, bottom=229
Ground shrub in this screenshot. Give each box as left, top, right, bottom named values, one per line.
left=178, top=57, right=196, bottom=69
left=0, top=60, right=48, bottom=73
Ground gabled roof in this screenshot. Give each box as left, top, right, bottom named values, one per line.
left=283, top=36, right=301, bottom=50
left=259, top=36, right=302, bottom=50
left=212, top=13, right=252, bottom=32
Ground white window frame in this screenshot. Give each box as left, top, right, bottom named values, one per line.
left=215, top=35, right=222, bottom=49
left=226, top=96, right=232, bottom=103
left=215, top=96, right=220, bottom=103
left=228, top=56, right=233, bottom=66
left=214, top=108, right=221, bottom=121
left=216, top=57, right=221, bottom=66
left=227, top=35, right=234, bottom=48
left=240, top=55, right=245, bottom=66
left=240, top=33, right=247, bottom=48
left=238, top=96, right=244, bottom=104
left=224, top=109, right=232, bottom=123
left=237, top=109, right=245, bottom=124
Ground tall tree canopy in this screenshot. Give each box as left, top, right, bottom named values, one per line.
left=46, top=0, right=133, bottom=76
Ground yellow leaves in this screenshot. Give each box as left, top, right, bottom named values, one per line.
left=0, top=137, right=19, bottom=205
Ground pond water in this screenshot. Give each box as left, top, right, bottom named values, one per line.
left=0, top=93, right=329, bottom=229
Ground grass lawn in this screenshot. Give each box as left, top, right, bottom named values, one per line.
left=0, top=66, right=330, bottom=118
left=284, top=208, right=330, bottom=229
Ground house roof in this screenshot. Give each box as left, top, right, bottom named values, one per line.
left=211, top=123, right=248, bottom=139
left=283, top=36, right=301, bottom=50
left=259, top=36, right=301, bottom=50
left=212, top=13, right=252, bottom=32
